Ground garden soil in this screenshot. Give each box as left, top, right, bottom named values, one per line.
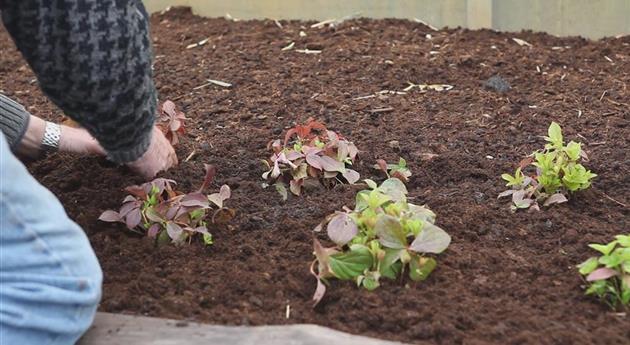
left=1, top=7, right=629, bottom=345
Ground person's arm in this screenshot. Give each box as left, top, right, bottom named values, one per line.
left=1, top=94, right=105, bottom=158
left=1, top=0, right=175, bottom=177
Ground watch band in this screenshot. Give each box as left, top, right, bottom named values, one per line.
left=42, top=122, right=61, bottom=151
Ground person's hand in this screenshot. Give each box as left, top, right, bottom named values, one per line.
left=126, top=127, right=178, bottom=180
left=59, top=126, right=106, bottom=156
left=16, top=115, right=106, bottom=159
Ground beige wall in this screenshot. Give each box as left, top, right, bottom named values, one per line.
left=143, top=0, right=629, bottom=39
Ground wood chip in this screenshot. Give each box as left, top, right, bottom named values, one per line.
left=512, top=38, right=532, bottom=47
left=295, top=49, right=322, bottom=54
left=369, top=107, right=394, bottom=114
left=207, top=79, right=232, bottom=88
left=186, top=38, right=209, bottom=49
left=281, top=42, right=295, bottom=51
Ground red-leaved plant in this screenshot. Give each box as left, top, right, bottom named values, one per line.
left=98, top=165, right=234, bottom=245
left=157, top=100, right=187, bottom=146
left=263, top=119, right=360, bottom=197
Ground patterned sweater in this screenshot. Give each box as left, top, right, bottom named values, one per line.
left=0, top=0, right=156, bottom=163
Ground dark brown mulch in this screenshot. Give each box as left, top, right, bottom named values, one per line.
left=1, top=7, right=629, bottom=345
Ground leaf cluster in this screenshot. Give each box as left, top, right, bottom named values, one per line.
left=157, top=100, right=187, bottom=146
left=99, top=165, right=234, bottom=245
left=311, top=178, right=451, bottom=306
left=263, top=119, right=360, bottom=197
left=578, top=234, right=630, bottom=310
left=499, top=122, right=596, bottom=211
left=374, top=158, right=412, bottom=183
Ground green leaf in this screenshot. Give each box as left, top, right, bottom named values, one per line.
left=578, top=257, right=599, bottom=275
left=615, top=234, right=630, bottom=248
left=275, top=183, right=288, bottom=201
left=366, top=189, right=392, bottom=210
left=374, top=215, right=408, bottom=249
left=409, top=223, right=451, bottom=254
left=361, top=271, right=381, bottom=291
left=546, top=122, right=563, bottom=148
left=379, top=248, right=404, bottom=279
left=409, top=255, right=437, bottom=281
left=589, top=241, right=618, bottom=256
left=329, top=245, right=373, bottom=280
left=564, top=141, right=582, bottom=161
left=599, top=252, right=623, bottom=268
left=203, top=233, right=214, bottom=246
left=365, top=179, right=378, bottom=189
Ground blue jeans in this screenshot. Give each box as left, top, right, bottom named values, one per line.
left=0, top=132, right=102, bottom=345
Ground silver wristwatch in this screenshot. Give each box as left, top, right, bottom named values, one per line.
left=42, top=122, right=61, bottom=151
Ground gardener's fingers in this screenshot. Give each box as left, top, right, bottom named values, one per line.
left=126, top=127, right=178, bottom=180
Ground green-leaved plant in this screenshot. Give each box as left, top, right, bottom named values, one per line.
left=311, top=178, right=451, bottom=306
left=374, top=158, right=412, bottom=183
left=578, top=234, right=630, bottom=310
left=499, top=122, right=596, bottom=211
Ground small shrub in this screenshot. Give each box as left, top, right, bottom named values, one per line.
left=157, top=100, right=187, bottom=146
left=310, top=178, right=451, bottom=306
left=374, top=157, right=412, bottom=183
left=578, top=234, right=630, bottom=310
left=99, top=165, right=234, bottom=245
left=499, top=122, right=596, bottom=211
left=263, top=118, right=360, bottom=197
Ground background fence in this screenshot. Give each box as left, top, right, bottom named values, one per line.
left=144, top=0, right=629, bottom=39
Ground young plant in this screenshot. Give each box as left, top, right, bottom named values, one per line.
left=374, top=158, right=412, bottom=183
left=262, top=118, right=360, bottom=197
left=157, top=100, right=187, bottom=145
left=499, top=122, right=596, bottom=211
left=99, top=165, right=233, bottom=245
left=578, top=234, right=630, bottom=310
left=311, top=178, right=451, bottom=306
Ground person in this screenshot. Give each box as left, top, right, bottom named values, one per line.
left=0, top=1, right=177, bottom=344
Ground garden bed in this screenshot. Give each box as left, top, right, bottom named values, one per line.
left=1, top=7, right=629, bottom=344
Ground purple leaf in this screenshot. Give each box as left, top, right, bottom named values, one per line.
left=347, top=143, right=359, bottom=160
left=198, top=164, right=216, bottom=192
left=312, top=275, right=327, bottom=307
left=319, top=156, right=345, bottom=172
left=306, top=154, right=324, bottom=170
left=375, top=215, right=408, bottom=249
left=219, top=185, right=231, bottom=200
left=337, top=141, right=349, bottom=161
left=543, top=193, right=568, bottom=207
left=289, top=179, right=303, bottom=196
left=409, top=223, right=451, bottom=254
left=147, top=223, right=161, bottom=238
left=586, top=268, right=619, bottom=282
left=122, top=195, right=137, bottom=203
left=498, top=190, right=515, bottom=198
left=166, top=222, right=184, bottom=242
left=342, top=169, right=360, bottom=184
left=125, top=185, right=147, bottom=199
left=191, top=226, right=210, bottom=235
left=285, top=150, right=304, bottom=161
left=125, top=208, right=142, bottom=230
left=119, top=201, right=139, bottom=217
left=99, top=210, right=121, bottom=222
left=327, top=213, right=358, bottom=246
left=181, top=192, right=210, bottom=207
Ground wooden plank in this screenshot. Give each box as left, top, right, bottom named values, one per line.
left=79, top=312, right=407, bottom=345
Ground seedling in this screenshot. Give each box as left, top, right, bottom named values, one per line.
left=99, top=165, right=233, bottom=245
left=157, top=100, right=187, bottom=145
left=578, top=234, right=630, bottom=310
left=499, top=122, right=596, bottom=211
left=310, top=178, right=451, bottom=306
left=262, top=118, right=360, bottom=197
left=374, top=158, right=412, bottom=183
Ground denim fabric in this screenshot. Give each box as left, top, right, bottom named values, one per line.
left=0, top=132, right=102, bottom=345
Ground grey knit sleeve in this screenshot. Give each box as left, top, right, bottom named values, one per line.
left=0, top=94, right=30, bottom=151
left=0, top=0, right=156, bottom=163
